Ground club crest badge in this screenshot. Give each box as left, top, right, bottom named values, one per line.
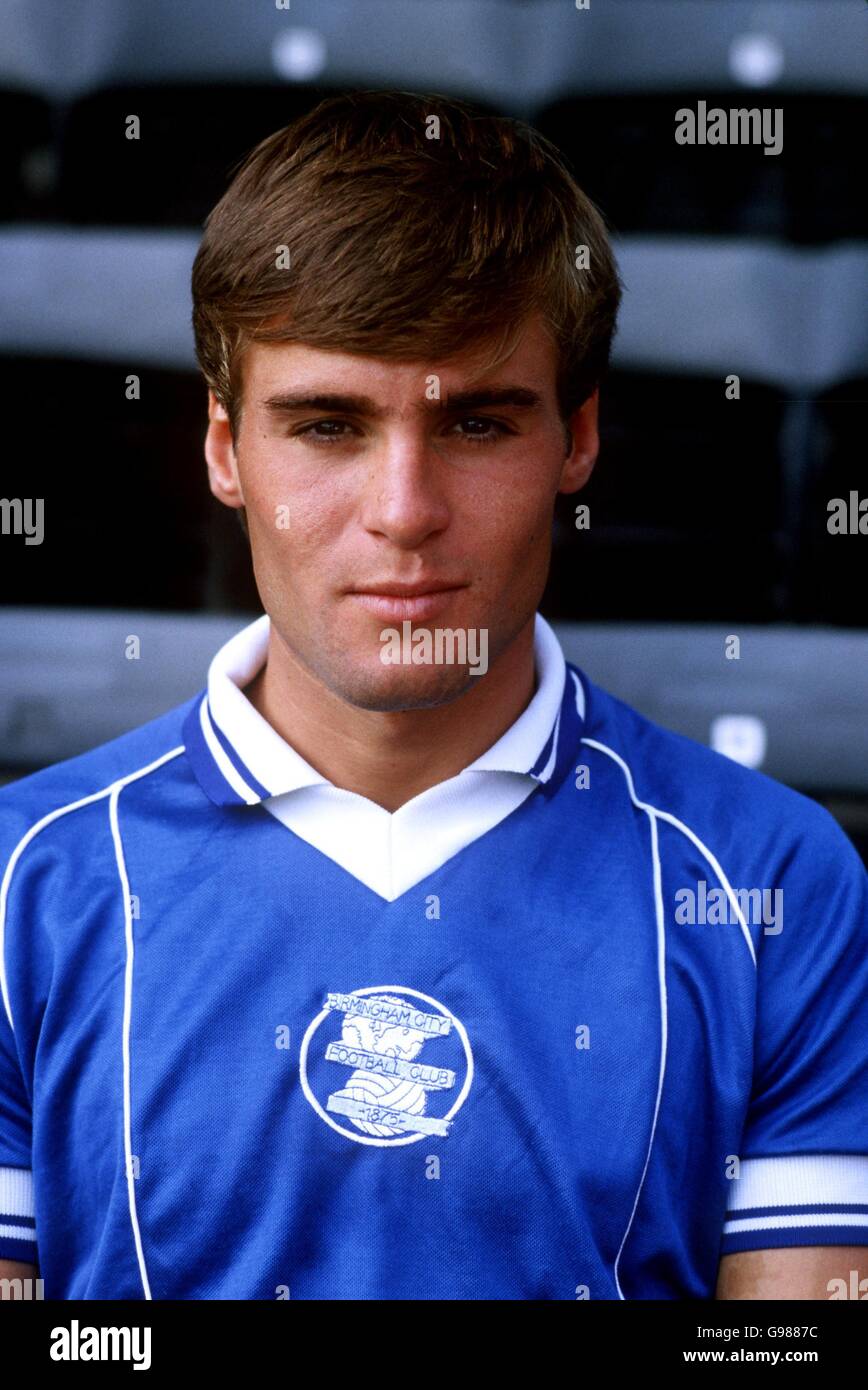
left=300, top=986, right=473, bottom=1146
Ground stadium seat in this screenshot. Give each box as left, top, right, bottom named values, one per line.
left=544, top=372, right=786, bottom=622
left=57, top=83, right=339, bottom=226
left=794, top=376, right=868, bottom=627
left=0, top=88, right=55, bottom=221
left=534, top=93, right=866, bottom=242
left=0, top=356, right=215, bottom=610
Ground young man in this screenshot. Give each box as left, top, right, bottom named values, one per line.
left=1, top=91, right=866, bottom=1301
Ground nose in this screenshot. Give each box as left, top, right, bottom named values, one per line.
left=360, top=429, right=450, bottom=548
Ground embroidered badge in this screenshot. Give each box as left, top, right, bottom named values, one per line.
left=300, top=986, right=473, bottom=1146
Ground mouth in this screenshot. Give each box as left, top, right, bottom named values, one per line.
left=347, top=580, right=468, bottom=622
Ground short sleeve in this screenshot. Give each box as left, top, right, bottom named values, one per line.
left=0, top=1000, right=37, bottom=1262
left=721, top=809, right=868, bottom=1254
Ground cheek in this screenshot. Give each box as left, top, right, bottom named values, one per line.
left=480, top=478, right=555, bottom=560
left=243, top=456, right=346, bottom=550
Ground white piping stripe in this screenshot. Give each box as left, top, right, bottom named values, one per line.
left=0, top=1165, right=34, bottom=1217
left=609, top=785, right=668, bottom=1301
left=582, top=737, right=757, bottom=968
left=569, top=667, right=586, bottom=721
left=538, top=707, right=561, bottom=783
left=724, top=1212, right=868, bottom=1233
left=0, top=748, right=184, bottom=1293
left=0, top=1222, right=36, bottom=1242
left=577, top=708, right=758, bottom=1297
left=198, top=696, right=260, bottom=805
left=109, top=783, right=152, bottom=1302
left=0, top=746, right=185, bottom=1033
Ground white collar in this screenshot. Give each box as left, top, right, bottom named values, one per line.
left=195, top=611, right=568, bottom=806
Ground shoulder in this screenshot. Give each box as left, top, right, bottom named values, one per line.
left=573, top=666, right=862, bottom=877
left=0, top=693, right=200, bottom=867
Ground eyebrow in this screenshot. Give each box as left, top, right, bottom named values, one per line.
left=259, top=386, right=544, bottom=418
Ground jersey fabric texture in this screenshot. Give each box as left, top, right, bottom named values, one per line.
left=1, top=612, right=866, bottom=1300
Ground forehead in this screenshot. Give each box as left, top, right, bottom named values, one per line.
left=242, top=311, right=559, bottom=402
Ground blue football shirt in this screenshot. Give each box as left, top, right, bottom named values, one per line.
left=1, top=613, right=866, bottom=1299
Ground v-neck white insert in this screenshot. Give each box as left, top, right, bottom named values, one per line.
left=206, top=613, right=567, bottom=901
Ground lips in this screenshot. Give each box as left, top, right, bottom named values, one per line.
left=351, top=579, right=465, bottom=597
left=347, top=580, right=467, bottom=622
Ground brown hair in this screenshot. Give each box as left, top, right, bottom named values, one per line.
left=191, top=88, right=621, bottom=442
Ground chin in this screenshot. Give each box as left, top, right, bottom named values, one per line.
left=330, top=660, right=480, bottom=713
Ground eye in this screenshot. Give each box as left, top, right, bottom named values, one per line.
left=291, top=415, right=514, bottom=447
left=449, top=416, right=512, bottom=445
left=293, top=419, right=357, bottom=445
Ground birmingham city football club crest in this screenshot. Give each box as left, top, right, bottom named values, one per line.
left=299, top=986, right=473, bottom=1146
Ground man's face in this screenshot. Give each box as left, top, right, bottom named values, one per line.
left=205, top=311, right=598, bottom=711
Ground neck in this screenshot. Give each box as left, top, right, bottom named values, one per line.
left=243, top=620, right=537, bottom=813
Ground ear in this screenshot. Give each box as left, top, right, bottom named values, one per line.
left=204, top=390, right=245, bottom=509
left=558, top=388, right=599, bottom=495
